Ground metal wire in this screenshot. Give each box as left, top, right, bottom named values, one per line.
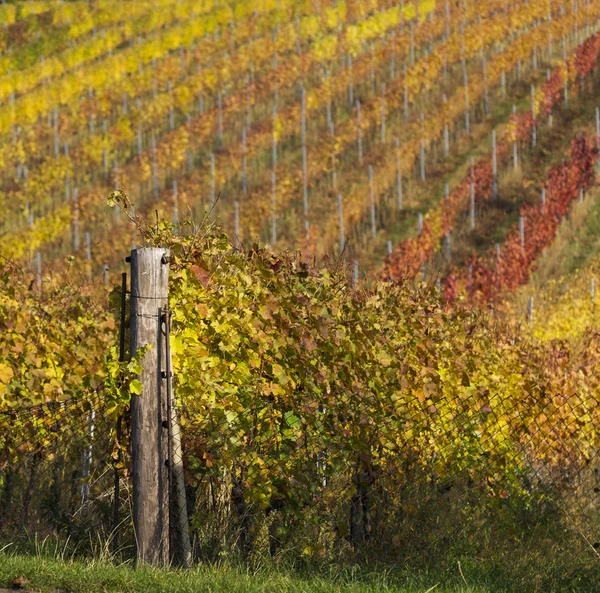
left=0, top=390, right=131, bottom=553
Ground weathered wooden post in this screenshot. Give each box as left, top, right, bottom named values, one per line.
left=73, top=187, right=80, bottom=251
left=325, top=72, right=332, bottom=129
left=356, top=100, right=363, bottom=164
left=482, top=55, right=489, bottom=116
left=563, top=37, right=568, bottom=106
left=492, top=130, right=498, bottom=200
left=337, top=193, right=345, bottom=255
left=151, top=136, right=159, bottom=200
left=531, top=85, right=537, bottom=148
left=368, top=165, right=376, bottom=239
left=541, top=188, right=546, bottom=213
left=380, top=83, right=386, bottom=143
left=347, top=55, right=354, bottom=107
left=272, top=105, right=277, bottom=169
left=462, top=45, right=470, bottom=134
left=419, top=112, right=426, bottom=182
left=302, top=144, right=309, bottom=234
left=519, top=216, right=525, bottom=253
left=469, top=157, right=475, bottom=230
left=209, top=153, right=216, bottom=212
left=395, top=137, right=403, bottom=210
left=172, top=181, right=178, bottom=227
left=217, top=91, right=223, bottom=150
left=130, top=248, right=170, bottom=566
left=242, top=127, right=248, bottom=195
left=233, top=200, right=240, bottom=249
left=36, top=252, right=42, bottom=291
left=352, top=260, right=359, bottom=287
left=80, top=408, right=96, bottom=508
left=271, top=171, right=277, bottom=244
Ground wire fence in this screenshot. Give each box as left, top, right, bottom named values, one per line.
left=176, top=381, right=600, bottom=565
left=1, top=330, right=600, bottom=566
left=0, top=393, right=133, bottom=555
left=2, top=382, right=600, bottom=564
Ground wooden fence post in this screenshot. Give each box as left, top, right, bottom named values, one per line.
left=130, top=248, right=170, bottom=566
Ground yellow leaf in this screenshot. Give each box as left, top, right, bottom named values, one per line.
left=0, top=363, right=13, bottom=384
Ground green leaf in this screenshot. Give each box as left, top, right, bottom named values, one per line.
left=272, top=363, right=288, bottom=385
left=130, top=379, right=143, bottom=395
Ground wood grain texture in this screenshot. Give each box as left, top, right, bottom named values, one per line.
left=130, top=248, right=170, bottom=566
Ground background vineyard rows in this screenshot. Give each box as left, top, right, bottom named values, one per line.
left=2, top=0, right=599, bottom=284
left=3, top=1, right=600, bottom=589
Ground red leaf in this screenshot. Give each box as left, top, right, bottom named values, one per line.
left=190, top=265, right=210, bottom=288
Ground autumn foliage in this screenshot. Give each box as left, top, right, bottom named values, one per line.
left=443, top=134, right=598, bottom=302
left=110, top=214, right=600, bottom=561
left=383, top=33, right=600, bottom=283
left=3, top=0, right=600, bottom=574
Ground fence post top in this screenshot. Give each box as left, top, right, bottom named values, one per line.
left=129, top=248, right=170, bottom=300
left=129, top=248, right=171, bottom=266
left=130, top=247, right=170, bottom=256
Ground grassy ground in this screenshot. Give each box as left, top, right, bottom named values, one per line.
left=509, top=180, right=600, bottom=322
left=0, top=553, right=492, bottom=593
left=3, top=550, right=600, bottom=593
left=529, top=181, right=600, bottom=287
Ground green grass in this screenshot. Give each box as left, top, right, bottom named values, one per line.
left=0, top=553, right=492, bottom=593
left=3, top=548, right=600, bottom=593
left=537, top=181, right=600, bottom=280
left=516, top=171, right=600, bottom=302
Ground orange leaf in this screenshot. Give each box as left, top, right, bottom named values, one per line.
left=190, top=265, right=210, bottom=287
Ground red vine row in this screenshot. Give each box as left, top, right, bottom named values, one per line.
left=442, top=133, right=598, bottom=302
left=382, top=33, right=600, bottom=281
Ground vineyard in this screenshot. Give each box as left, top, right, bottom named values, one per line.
left=2, top=1, right=600, bottom=591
